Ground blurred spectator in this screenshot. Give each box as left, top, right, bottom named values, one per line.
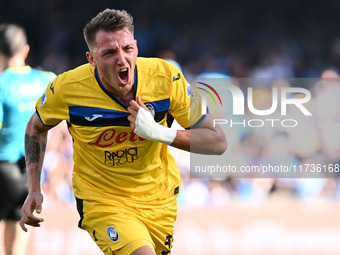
left=41, top=121, right=73, bottom=203
left=1, top=0, right=340, bottom=77
left=158, top=49, right=183, bottom=72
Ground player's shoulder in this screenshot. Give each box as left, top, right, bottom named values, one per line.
left=54, top=63, right=94, bottom=86
left=137, top=57, right=178, bottom=75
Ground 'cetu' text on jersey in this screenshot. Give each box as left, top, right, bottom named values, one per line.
left=35, top=57, right=205, bottom=207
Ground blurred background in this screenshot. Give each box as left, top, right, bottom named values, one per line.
left=1, top=0, right=340, bottom=254
left=2, top=0, right=340, bottom=78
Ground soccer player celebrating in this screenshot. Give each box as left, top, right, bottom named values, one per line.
left=19, top=9, right=227, bottom=255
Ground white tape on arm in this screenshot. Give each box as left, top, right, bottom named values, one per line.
left=134, top=107, right=177, bottom=145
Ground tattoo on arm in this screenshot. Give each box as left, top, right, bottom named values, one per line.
left=28, top=166, right=40, bottom=177
left=25, top=134, right=46, bottom=165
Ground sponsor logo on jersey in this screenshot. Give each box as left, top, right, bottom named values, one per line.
left=89, top=129, right=146, bottom=148
left=105, top=147, right=139, bottom=166
left=107, top=226, right=119, bottom=242
left=49, top=82, right=55, bottom=94
left=173, top=73, right=181, bottom=82
left=85, top=114, right=103, bottom=121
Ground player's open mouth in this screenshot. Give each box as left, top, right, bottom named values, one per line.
left=118, top=68, right=129, bottom=84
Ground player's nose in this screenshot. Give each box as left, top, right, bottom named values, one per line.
left=116, top=50, right=127, bottom=65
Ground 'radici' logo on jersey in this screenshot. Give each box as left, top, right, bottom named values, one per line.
left=89, top=129, right=146, bottom=148
left=105, top=147, right=139, bottom=166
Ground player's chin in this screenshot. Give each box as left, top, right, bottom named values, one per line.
left=117, top=83, right=133, bottom=95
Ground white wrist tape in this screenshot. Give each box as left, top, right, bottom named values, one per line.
left=134, top=107, right=177, bottom=145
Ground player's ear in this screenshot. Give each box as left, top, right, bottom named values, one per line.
left=86, top=51, right=96, bottom=67
left=23, top=45, right=30, bottom=60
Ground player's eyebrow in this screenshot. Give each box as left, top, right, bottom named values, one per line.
left=123, top=44, right=135, bottom=50
left=100, top=42, right=134, bottom=55
left=101, top=48, right=117, bottom=54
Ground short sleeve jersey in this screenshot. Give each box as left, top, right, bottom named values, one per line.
left=0, top=66, right=56, bottom=162
left=35, top=57, right=204, bottom=207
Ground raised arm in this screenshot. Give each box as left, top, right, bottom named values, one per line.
left=19, top=112, right=52, bottom=232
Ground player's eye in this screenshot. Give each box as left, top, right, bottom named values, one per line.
left=103, top=51, right=113, bottom=56
left=102, top=49, right=117, bottom=56
left=124, top=46, right=134, bottom=52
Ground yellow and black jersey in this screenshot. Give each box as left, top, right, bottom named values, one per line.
left=36, top=57, right=205, bottom=207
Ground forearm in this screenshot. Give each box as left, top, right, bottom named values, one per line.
left=171, top=127, right=227, bottom=155
left=25, top=116, right=48, bottom=193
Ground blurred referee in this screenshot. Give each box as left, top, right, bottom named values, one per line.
left=0, top=23, right=56, bottom=255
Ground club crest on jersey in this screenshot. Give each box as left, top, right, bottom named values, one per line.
left=107, top=226, right=119, bottom=242
left=145, top=103, right=155, bottom=117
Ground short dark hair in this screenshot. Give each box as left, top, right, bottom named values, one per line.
left=0, top=23, right=27, bottom=57
left=83, top=9, right=134, bottom=51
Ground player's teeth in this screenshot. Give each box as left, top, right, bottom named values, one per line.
left=120, top=68, right=127, bottom=72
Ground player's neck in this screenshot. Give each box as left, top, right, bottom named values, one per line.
left=117, top=89, right=134, bottom=106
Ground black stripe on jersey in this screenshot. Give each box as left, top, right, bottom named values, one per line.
left=68, top=98, right=170, bottom=127
left=71, top=115, right=130, bottom=127
left=155, top=111, right=167, bottom=123
left=75, top=198, right=84, bottom=228
left=147, top=98, right=171, bottom=123
left=166, top=114, right=174, bottom=127
left=69, top=106, right=130, bottom=127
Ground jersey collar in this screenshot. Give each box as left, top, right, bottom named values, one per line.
left=95, top=66, right=137, bottom=109
left=7, top=65, right=31, bottom=74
